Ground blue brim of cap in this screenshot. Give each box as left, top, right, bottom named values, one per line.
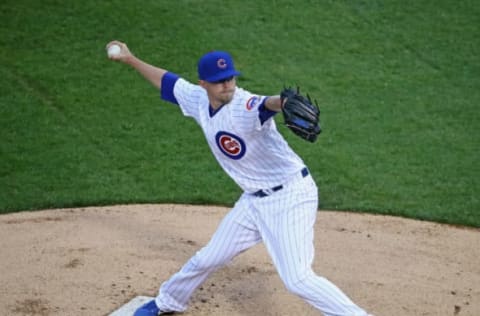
left=204, top=70, right=241, bottom=83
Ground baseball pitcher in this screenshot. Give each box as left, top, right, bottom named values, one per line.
left=106, top=40, right=374, bottom=316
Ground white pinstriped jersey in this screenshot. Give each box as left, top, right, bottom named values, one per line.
left=161, top=73, right=306, bottom=193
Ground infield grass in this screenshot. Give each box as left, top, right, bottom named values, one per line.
left=0, top=0, right=479, bottom=227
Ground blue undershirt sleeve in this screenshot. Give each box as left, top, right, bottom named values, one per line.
left=160, top=72, right=180, bottom=105
left=258, top=97, right=278, bottom=125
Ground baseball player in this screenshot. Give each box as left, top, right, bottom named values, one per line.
left=106, top=40, right=374, bottom=316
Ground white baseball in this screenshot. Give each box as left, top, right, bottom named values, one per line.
left=107, top=44, right=121, bottom=57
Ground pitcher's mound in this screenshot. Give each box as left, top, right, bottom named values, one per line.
left=0, top=204, right=478, bottom=316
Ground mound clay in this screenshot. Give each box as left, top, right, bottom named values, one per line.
left=0, top=204, right=478, bottom=315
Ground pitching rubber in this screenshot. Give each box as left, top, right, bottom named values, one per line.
left=109, top=296, right=155, bottom=316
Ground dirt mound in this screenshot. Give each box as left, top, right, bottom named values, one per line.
left=0, top=204, right=478, bottom=315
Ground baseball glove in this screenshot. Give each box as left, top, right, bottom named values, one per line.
left=280, top=87, right=321, bottom=142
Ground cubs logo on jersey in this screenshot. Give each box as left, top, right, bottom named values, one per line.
left=215, top=131, right=246, bottom=160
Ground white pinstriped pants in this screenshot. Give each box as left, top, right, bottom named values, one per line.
left=156, top=172, right=368, bottom=316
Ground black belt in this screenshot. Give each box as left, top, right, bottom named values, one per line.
left=253, top=167, right=309, bottom=198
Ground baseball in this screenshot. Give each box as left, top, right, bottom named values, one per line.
left=107, top=44, right=121, bottom=57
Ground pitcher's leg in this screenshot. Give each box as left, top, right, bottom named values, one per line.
left=156, top=199, right=261, bottom=312
left=257, top=178, right=369, bottom=316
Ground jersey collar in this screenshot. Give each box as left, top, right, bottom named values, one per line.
left=209, top=103, right=227, bottom=117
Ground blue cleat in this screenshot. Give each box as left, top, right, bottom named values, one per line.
left=133, top=299, right=174, bottom=316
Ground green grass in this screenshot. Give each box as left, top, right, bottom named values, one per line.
left=1, top=0, right=479, bottom=227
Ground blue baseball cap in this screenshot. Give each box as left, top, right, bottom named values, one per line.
left=198, top=51, right=241, bottom=83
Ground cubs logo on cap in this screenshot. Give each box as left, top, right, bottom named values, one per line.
left=217, top=58, right=227, bottom=69
left=198, top=51, right=241, bottom=83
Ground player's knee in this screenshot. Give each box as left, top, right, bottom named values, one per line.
left=282, top=270, right=316, bottom=296
left=191, top=248, right=230, bottom=271
left=283, top=278, right=306, bottom=296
